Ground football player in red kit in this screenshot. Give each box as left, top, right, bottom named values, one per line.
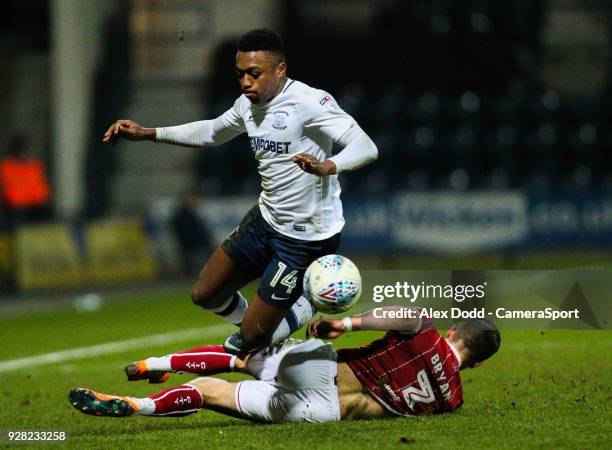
left=69, top=307, right=500, bottom=422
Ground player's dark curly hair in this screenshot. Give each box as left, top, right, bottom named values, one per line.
left=237, top=29, right=286, bottom=61
left=453, top=319, right=501, bottom=367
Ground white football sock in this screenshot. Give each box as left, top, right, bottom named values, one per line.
left=130, top=397, right=155, bottom=416
left=270, top=296, right=316, bottom=344
left=144, top=356, right=171, bottom=372
left=207, top=292, right=248, bottom=325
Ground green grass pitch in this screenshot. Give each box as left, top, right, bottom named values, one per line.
left=0, top=286, right=610, bottom=449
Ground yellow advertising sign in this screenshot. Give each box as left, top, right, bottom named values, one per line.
left=86, top=220, right=156, bottom=283
left=14, top=224, right=83, bottom=291
left=0, top=233, right=12, bottom=289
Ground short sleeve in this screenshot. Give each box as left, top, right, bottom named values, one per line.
left=301, top=90, right=356, bottom=141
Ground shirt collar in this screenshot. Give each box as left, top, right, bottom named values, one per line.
left=447, top=341, right=462, bottom=367
left=250, top=78, right=292, bottom=110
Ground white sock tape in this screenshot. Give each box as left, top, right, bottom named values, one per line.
left=342, top=317, right=353, bottom=332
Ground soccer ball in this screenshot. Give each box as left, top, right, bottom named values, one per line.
left=303, top=254, right=362, bottom=314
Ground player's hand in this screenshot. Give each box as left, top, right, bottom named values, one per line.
left=102, top=119, right=155, bottom=144
left=306, top=317, right=346, bottom=339
left=293, top=154, right=337, bottom=176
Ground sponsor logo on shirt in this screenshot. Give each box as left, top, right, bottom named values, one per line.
left=272, top=110, right=289, bottom=130
left=250, top=137, right=291, bottom=154
left=319, top=95, right=332, bottom=105
left=383, top=383, right=401, bottom=402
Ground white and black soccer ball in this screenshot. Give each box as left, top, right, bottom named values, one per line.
left=303, top=254, right=362, bottom=314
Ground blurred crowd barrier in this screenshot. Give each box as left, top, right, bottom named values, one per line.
left=146, top=190, right=612, bottom=269
left=0, top=219, right=156, bottom=294
left=2, top=190, right=612, bottom=295
left=341, top=191, right=612, bottom=252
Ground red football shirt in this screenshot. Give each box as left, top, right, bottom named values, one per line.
left=337, top=323, right=463, bottom=416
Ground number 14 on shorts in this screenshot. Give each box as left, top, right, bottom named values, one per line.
left=270, top=262, right=298, bottom=299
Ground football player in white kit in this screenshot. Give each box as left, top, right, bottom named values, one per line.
left=103, top=29, right=378, bottom=357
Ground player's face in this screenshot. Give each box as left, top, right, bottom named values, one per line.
left=235, top=51, right=286, bottom=105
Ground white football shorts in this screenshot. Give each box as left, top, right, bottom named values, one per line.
left=235, top=338, right=340, bottom=423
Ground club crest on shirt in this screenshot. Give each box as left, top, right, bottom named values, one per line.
left=272, top=110, right=289, bottom=130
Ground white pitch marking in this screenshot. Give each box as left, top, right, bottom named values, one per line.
left=0, top=324, right=231, bottom=373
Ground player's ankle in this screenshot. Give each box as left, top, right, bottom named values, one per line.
left=233, top=356, right=247, bottom=372
left=144, top=356, right=172, bottom=372
left=129, top=397, right=156, bottom=416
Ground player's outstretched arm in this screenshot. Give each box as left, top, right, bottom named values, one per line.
left=103, top=100, right=245, bottom=147
left=307, top=306, right=422, bottom=338
left=103, top=117, right=244, bottom=148
left=102, top=119, right=156, bottom=143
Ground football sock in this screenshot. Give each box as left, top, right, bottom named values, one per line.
left=207, top=291, right=248, bottom=325
left=145, top=345, right=236, bottom=375
left=129, top=397, right=155, bottom=416
left=270, top=295, right=316, bottom=344
left=136, top=384, right=203, bottom=417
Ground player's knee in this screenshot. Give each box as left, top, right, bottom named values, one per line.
left=191, top=282, right=210, bottom=307
left=189, top=377, right=236, bottom=410
left=191, top=281, right=228, bottom=309
left=189, top=376, right=227, bottom=393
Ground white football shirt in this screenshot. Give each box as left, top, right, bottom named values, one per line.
left=215, top=79, right=357, bottom=240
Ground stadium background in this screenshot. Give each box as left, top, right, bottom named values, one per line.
left=0, top=1, right=610, bottom=449
left=1, top=0, right=612, bottom=292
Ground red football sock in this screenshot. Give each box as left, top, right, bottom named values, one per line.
left=175, top=344, right=226, bottom=354
left=170, top=345, right=236, bottom=375
left=148, top=384, right=203, bottom=416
